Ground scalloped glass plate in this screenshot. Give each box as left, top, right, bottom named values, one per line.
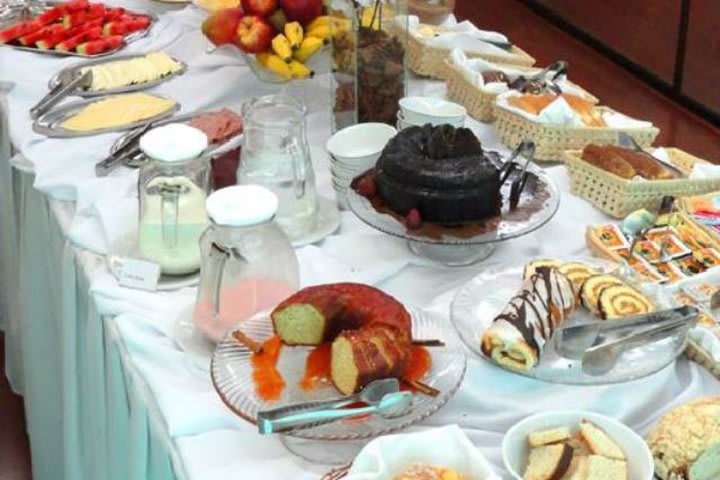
left=211, top=306, right=467, bottom=440
left=346, top=157, right=560, bottom=245
left=450, top=259, right=686, bottom=384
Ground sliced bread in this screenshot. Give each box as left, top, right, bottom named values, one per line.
left=579, top=420, right=626, bottom=461
left=528, top=427, right=573, bottom=447
left=560, top=456, right=588, bottom=480
left=585, top=455, right=627, bottom=480
left=524, top=444, right=574, bottom=480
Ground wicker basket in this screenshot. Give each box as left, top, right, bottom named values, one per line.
left=444, top=59, right=598, bottom=123
left=493, top=104, right=659, bottom=162
left=406, top=33, right=536, bottom=79
left=564, top=148, right=720, bottom=218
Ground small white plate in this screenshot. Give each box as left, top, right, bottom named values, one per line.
left=503, top=410, right=654, bottom=480
left=291, top=196, right=341, bottom=247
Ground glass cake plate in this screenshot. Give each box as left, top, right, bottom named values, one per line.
left=450, top=259, right=687, bottom=385
left=211, top=306, right=467, bottom=464
left=346, top=155, right=560, bottom=266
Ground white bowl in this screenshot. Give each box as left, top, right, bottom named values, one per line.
left=396, top=110, right=464, bottom=130
left=399, top=96, right=467, bottom=126
left=502, top=410, right=654, bottom=480
left=326, top=123, right=397, bottom=166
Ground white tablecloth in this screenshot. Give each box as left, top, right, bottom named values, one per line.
left=1, top=4, right=719, bottom=480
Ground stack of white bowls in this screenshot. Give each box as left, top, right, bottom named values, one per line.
left=326, top=123, right=398, bottom=209
left=397, top=96, right=467, bottom=130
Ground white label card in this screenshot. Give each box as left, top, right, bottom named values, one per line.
left=118, top=258, right=161, bottom=291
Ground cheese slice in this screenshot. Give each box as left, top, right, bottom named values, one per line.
left=61, top=93, right=176, bottom=132
left=81, top=52, right=183, bottom=92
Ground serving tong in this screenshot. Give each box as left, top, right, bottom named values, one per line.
left=510, top=60, right=567, bottom=95
left=617, top=132, right=685, bottom=178
left=499, top=140, right=537, bottom=210
left=256, top=378, right=412, bottom=434
left=30, top=70, right=92, bottom=120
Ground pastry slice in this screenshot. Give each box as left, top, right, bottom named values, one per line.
left=584, top=456, right=627, bottom=480
left=523, top=259, right=563, bottom=280
left=560, top=456, right=587, bottom=480
left=578, top=420, right=626, bottom=460
left=580, top=274, right=625, bottom=316
left=558, top=262, right=599, bottom=296
left=528, top=427, right=572, bottom=447
left=523, top=444, right=574, bottom=480
left=598, top=284, right=653, bottom=319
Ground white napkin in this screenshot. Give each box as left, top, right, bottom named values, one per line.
left=537, top=95, right=584, bottom=127
left=689, top=162, right=720, bottom=180
left=346, top=425, right=500, bottom=480
left=602, top=111, right=654, bottom=129
left=109, top=312, right=246, bottom=437
left=406, top=15, right=513, bottom=58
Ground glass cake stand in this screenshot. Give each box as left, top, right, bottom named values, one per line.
left=346, top=160, right=561, bottom=266
left=450, top=259, right=686, bottom=384
left=211, top=306, right=467, bottom=464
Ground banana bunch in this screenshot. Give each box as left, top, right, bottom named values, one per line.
left=259, top=15, right=352, bottom=80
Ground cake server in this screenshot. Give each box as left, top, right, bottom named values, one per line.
left=554, top=305, right=699, bottom=360
left=257, top=385, right=409, bottom=434
left=30, top=70, right=92, bottom=120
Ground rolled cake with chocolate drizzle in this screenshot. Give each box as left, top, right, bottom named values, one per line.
left=481, top=267, right=577, bottom=371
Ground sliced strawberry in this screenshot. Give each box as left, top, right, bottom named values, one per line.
left=103, top=7, right=126, bottom=21
left=56, top=26, right=101, bottom=51
left=63, top=4, right=105, bottom=28
left=18, top=24, right=65, bottom=46
left=76, top=34, right=123, bottom=55
left=36, top=18, right=101, bottom=49
left=0, top=21, right=42, bottom=44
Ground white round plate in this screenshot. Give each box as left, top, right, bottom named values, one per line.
left=291, top=196, right=341, bottom=247
left=450, top=259, right=685, bottom=384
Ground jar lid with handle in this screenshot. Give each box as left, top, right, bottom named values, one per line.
left=137, top=124, right=211, bottom=275
left=194, top=185, right=300, bottom=342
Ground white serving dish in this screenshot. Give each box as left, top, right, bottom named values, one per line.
left=502, top=410, right=654, bottom=480
left=396, top=110, right=465, bottom=130
left=399, top=96, right=467, bottom=126
left=345, top=424, right=500, bottom=480
left=326, top=123, right=397, bottom=167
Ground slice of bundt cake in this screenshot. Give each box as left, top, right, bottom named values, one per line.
left=271, top=283, right=413, bottom=395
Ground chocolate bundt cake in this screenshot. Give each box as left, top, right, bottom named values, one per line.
left=375, top=124, right=502, bottom=223
left=271, top=283, right=412, bottom=395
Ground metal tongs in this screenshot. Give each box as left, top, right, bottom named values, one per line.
left=30, top=70, right=92, bottom=120
left=510, top=60, right=567, bottom=95
left=617, top=132, right=685, bottom=178
left=94, top=122, right=152, bottom=176
left=500, top=140, right=537, bottom=210
left=554, top=305, right=699, bottom=375
left=256, top=378, right=412, bottom=434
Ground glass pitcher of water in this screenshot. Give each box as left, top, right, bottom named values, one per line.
left=238, top=93, right=318, bottom=242
left=193, top=185, right=299, bottom=342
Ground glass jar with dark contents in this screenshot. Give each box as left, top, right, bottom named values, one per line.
left=330, top=0, right=408, bottom=131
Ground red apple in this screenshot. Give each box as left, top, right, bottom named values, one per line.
left=278, top=0, right=322, bottom=26
left=241, top=0, right=277, bottom=17
left=202, top=8, right=244, bottom=46
left=235, top=15, right=273, bottom=53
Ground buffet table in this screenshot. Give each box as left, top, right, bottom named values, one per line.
left=1, top=3, right=719, bottom=480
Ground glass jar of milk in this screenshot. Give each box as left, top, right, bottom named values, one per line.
left=193, top=185, right=299, bottom=342
left=138, top=124, right=210, bottom=275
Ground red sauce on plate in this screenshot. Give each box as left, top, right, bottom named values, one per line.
left=300, top=343, right=332, bottom=390
left=404, top=346, right=432, bottom=383
left=251, top=335, right=285, bottom=402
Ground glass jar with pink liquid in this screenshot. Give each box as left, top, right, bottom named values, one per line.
left=193, top=185, right=300, bottom=342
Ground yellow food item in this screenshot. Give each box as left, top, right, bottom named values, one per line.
left=61, top=93, right=176, bottom=132
left=82, top=52, right=183, bottom=92
left=288, top=60, right=313, bottom=79
left=294, top=36, right=323, bottom=62
left=193, top=0, right=239, bottom=11
left=272, top=34, right=293, bottom=62
left=284, top=22, right=303, bottom=50
left=306, top=23, right=332, bottom=40
left=256, top=52, right=292, bottom=80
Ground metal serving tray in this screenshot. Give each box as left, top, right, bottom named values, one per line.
left=32, top=93, right=180, bottom=137
left=0, top=2, right=157, bottom=58
left=47, top=53, right=187, bottom=97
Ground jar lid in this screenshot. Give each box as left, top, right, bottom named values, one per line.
left=139, top=123, right=209, bottom=163
left=206, top=185, right=279, bottom=227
